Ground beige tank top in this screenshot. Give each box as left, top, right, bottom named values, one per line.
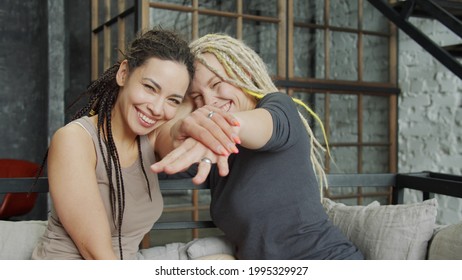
left=32, top=116, right=163, bottom=259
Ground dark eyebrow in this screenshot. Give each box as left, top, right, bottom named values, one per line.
left=143, top=77, right=184, bottom=100
left=142, top=77, right=161, bottom=91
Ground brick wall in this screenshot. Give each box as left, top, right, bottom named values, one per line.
left=398, top=18, right=462, bottom=224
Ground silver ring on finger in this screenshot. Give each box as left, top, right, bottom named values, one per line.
left=207, top=111, right=215, bottom=119
left=200, top=157, right=213, bottom=165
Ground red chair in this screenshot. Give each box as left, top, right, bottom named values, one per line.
left=0, top=159, right=40, bottom=220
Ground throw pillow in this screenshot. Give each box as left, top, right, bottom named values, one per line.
left=138, top=242, right=189, bottom=260
left=191, top=253, right=236, bottom=260
left=0, top=220, right=47, bottom=260
left=322, top=198, right=437, bottom=260
left=186, top=236, right=235, bottom=259
left=427, top=222, right=462, bottom=259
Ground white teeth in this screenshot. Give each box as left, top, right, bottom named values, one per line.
left=220, top=102, right=231, bottom=112
left=138, top=111, right=155, bottom=125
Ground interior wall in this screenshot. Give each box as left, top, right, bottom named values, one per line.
left=398, top=18, right=462, bottom=224
left=0, top=0, right=48, bottom=164
left=0, top=0, right=90, bottom=220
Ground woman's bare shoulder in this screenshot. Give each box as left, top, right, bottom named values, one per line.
left=49, top=122, right=96, bottom=163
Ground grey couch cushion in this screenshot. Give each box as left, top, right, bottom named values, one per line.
left=0, top=220, right=47, bottom=260
left=323, top=198, right=438, bottom=260
left=428, top=222, right=462, bottom=260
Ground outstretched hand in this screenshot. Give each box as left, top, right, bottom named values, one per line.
left=151, top=138, right=230, bottom=185
left=171, top=105, right=241, bottom=156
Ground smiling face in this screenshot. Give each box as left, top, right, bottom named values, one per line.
left=189, top=53, right=257, bottom=112
left=115, top=57, right=190, bottom=136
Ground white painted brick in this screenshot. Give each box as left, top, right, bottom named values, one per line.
left=400, top=94, right=431, bottom=108
left=399, top=17, right=462, bottom=224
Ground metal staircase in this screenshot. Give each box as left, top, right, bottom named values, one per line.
left=367, top=0, right=462, bottom=79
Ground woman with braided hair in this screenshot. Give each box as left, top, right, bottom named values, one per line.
left=152, top=34, right=364, bottom=259
left=32, top=28, right=197, bottom=260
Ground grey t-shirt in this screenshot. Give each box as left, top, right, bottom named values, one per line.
left=207, top=92, right=363, bottom=260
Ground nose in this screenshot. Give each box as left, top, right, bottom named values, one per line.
left=202, top=89, right=219, bottom=107
left=147, top=96, right=164, bottom=116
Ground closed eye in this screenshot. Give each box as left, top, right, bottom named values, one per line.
left=142, top=77, right=161, bottom=93
left=168, top=98, right=182, bottom=105
left=189, top=92, right=203, bottom=101
left=143, top=84, right=157, bottom=93
left=212, top=81, right=221, bottom=88
left=189, top=93, right=204, bottom=107
left=193, top=95, right=202, bottom=101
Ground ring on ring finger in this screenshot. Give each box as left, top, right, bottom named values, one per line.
left=207, top=111, right=215, bottom=119
left=200, top=157, right=213, bottom=164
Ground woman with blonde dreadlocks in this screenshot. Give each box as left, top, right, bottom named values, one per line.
left=152, top=34, right=364, bottom=260
left=32, top=28, right=196, bottom=260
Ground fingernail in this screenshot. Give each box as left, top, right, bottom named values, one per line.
left=228, top=143, right=239, bottom=154
left=233, top=120, right=240, bottom=126
left=218, top=145, right=229, bottom=156
left=232, top=134, right=241, bottom=144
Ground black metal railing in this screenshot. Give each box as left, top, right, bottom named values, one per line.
left=367, top=0, right=462, bottom=79
left=2, top=172, right=462, bottom=228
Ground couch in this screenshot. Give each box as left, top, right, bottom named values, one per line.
left=0, top=220, right=236, bottom=260
left=1, top=197, right=461, bottom=260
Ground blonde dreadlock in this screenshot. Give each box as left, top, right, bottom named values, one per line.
left=190, top=34, right=329, bottom=195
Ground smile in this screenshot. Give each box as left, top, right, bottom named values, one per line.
left=219, top=101, right=231, bottom=112
left=137, top=111, right=156, bottom=126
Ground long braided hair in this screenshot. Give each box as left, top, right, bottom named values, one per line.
left=189, top=34, right=329, bottom=195
left=43, top=28, right=194, bottom=260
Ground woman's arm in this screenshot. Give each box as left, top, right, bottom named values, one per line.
left=152, top=137, right=227, bottom=184
left=230, top=108, right=273, bottom=150
left=167, top=106, right=273, bottom=150
left=153, top=100, right=240, bottom=159
left=48, top=124, right=117, bottom=259
left=153, top=101, right=194, bottom=160
left=151, top=107, right=274, bottom=182
left=152, top=100, right=240, bottom=182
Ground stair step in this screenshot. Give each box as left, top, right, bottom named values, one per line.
left=443, top=43, right=462, bottom=57
left=392, top=0, right=462, bottom=19
left=367, top=0, right=462, bottom=79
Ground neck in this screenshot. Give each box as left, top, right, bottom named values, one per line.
left=95, top=109, right=139, bottom=168
left=111, top=109, right=138, bottom=152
